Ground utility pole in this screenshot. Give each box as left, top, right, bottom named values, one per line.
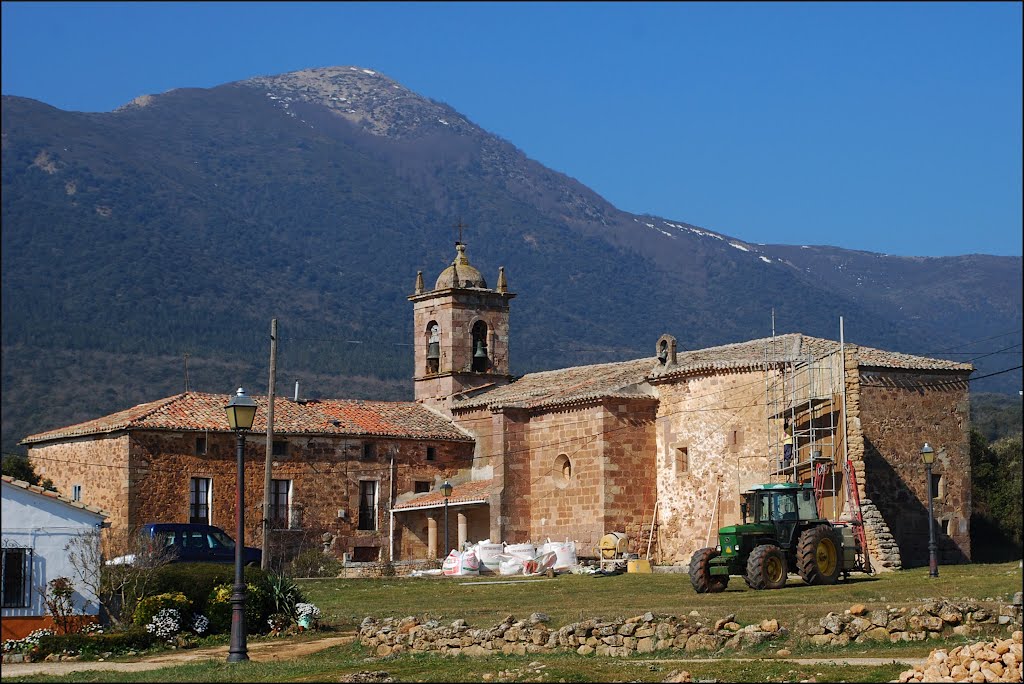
left=261, top=319, right=278, bottom=571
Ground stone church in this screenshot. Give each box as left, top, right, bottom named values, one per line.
left=22, top=241, right=974, bottom=571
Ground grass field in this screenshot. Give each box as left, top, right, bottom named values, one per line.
left=299, top=561, right=1023, bottom=632
left=5, top=561, right=1020, bottom=683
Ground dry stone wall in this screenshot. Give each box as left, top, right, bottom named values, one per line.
left=894, top=631, right=1022, bottom=683
left=358, top=594, right=1023, bottom=659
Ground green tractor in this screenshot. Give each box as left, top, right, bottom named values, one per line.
left=689, top=482, right=864, bottom=592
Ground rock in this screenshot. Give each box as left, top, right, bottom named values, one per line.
left=528, top=612, right=550, bottom=625
left=849, top=604, right=867, bottom=616
left=637, top=637, right=655, bottom=653
left=777, top=648, right=792, bottom=657
left=684, top=633, right=723, bottom=652
left=724, top=622, right=742, bottom=632
left=577, top=644, right=594, bottom=656
left=820, top=613, right=845, bottom=635
left=661, top=670, right=692, bottom=683
left=760, top=619, right=779, bottom=633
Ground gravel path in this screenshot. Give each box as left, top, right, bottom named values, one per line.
left=0, top=634, right=354, bottom=679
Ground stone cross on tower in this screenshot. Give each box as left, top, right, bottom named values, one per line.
left=453, top=218, right=467, bottom=244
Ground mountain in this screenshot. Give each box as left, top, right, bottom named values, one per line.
left=2, top=66, right=1021, bottom=455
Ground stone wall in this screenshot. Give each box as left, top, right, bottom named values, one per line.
left=357, top=596, right=1022, bottom=659
left=653, top=370, right=772, bottom=564
left=28, top=434, right=131, bottom=529
left=857, top=369, right=972, bottom=566
left=34, top=429, right=473, bottom=563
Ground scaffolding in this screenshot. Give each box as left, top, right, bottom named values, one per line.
left=762, top=337, right=844, bottom=521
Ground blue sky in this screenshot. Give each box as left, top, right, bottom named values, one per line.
left=3, top=2, right=1021, bottom=257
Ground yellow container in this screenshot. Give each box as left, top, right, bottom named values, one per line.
left=627, top=559, right=652, bottom=574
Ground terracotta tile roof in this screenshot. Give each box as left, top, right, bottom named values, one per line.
left=648, top=333, right=973, bottom=381
left=2, top=475, right=110, bottom=518
left=453, top=358, right=659, bottom=412
left=20, top=393, right=473, bottom=445
left=393, top=479, right=493, bottom=510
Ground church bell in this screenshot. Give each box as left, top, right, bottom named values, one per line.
left=473, top=339, right=488, bottom=359
left=426, top=341, right=440, bottom=361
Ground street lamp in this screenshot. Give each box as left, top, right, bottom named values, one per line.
left=440, top=481, right=453, bottom=556
left=920, top=442, right=939, bottom=578
left=225, top=387, right=257, bottom=663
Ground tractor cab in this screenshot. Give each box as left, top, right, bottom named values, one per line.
left=742, top=483, right=820, bottom=525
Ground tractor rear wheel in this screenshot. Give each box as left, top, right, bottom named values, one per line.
left=797, top=524, right=842, bottom=585
left=689, top=547, right=729, bottom=593
left=745, top=544, right=788, bottom=590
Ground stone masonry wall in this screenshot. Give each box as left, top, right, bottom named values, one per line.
left=842, top=353, right=902, bottom=570
left=600, top=400, right=658, bottom=555
left=654, top=370, right=772, bottom=564
left=522, top=404, right=608, bottom=549
left=110, top=430, right=473, bottom=563
left=857, top=370, right=972, bottom=567
left=28, top=434, right=131, bottom=530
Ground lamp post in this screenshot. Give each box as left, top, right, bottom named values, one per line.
left=440, top=481, right=453, bottom=556
left=920, top=442, right=939, bottom=578
left=225, top=387, right=257, bottom=662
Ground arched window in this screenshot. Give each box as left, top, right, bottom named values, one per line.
left=426, top=322, right=440, bottom=374
left=471, top=320, right=489, bottom=372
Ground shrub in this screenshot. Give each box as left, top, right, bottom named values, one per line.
left=3, top=628, right=55, bottom=654
left=265, top=572, right=304, bottom=617
left=132, top=592, right=192, bottom=628
left=286, top=548, right=342, bottom=578
left=206, top=582, right=269, bottom=635
left=145, top=608, right=181, bottom=640
left=149, top=563, right=270, bottom=616
left=34, top=627, right=155, bottom=657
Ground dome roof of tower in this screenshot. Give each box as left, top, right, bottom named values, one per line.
left=435, top=243, right=488, bottom=290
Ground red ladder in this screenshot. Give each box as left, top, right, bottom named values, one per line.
left=843, top=457, right=872, bottom=574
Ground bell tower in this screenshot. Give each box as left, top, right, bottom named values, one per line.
left=409, top=241, right=514, bottom=413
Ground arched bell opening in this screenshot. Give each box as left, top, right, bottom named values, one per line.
left=471, top=320, right=489, bottom=373
left=425, top=322, right=441, bottom=375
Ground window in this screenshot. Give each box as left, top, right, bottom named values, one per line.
left=728, top=429, right=744, bottom=453
left=675, top=447, right=689, bottom=474
left=270, top=479, right=291, bottom=528
left=358, top=481, right=378, bottom=531
left=189, top=477, right=211, bottom=524
left=362, top=442, right=376, bottom=461
left=352, top=546, right=379, bottom=562
left=552, top=454, right=572, bottom=489
left=930, top=473, right=942, bottom=500
left=414, top=481, right=431, bottom=494
left=426, top=322, right=441, bottom=375
left=72, top=484, right=82, bottom=502
left=471, top=320, right=489, bottom=372
left=195, top=436, right=207, bottom=455
left=426, top=446, right=436, bottom=462
left=272, top=440, right=288, bottom=457
left=1, top=547, right=32, bottom=608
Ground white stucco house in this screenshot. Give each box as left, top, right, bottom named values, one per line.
left=2, top=475, right=108, bottom=640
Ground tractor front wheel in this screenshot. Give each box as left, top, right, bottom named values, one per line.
left=797, top=525, right=842, bottom=585
left=689, top=547, right=729, bottom=593
left=745, top=544, right=788, bottom=590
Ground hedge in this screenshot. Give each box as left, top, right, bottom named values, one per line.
left=150, top=563, right=271, bottom=616
left=35, top=627, right=155, bottom=657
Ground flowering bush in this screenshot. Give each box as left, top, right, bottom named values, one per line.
left=2, top=628, right=56, bottom=653
left=80, top=622, right=104, bottom=635
left=190, top=614, right=209, bottom=636
left=267, top=612, right=291, bottom=634
left=145, top=607, right=181, bottom=640
left=294, top=602, right=321, bottom=621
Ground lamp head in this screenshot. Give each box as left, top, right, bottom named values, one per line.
left=225, top=387, right=258, bottom=431
left=440, top=481, right=453, bottom=499
left=920, top=442, right=935, bottom=465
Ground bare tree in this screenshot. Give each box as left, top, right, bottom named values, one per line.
left=65, top=527, right=176, bottom=627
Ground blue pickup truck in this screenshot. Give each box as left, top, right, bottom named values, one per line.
left=108, top=523, right=262, bottom=566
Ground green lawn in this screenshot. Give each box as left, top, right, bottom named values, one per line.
left=299, top=561, right=1023, bottom=632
